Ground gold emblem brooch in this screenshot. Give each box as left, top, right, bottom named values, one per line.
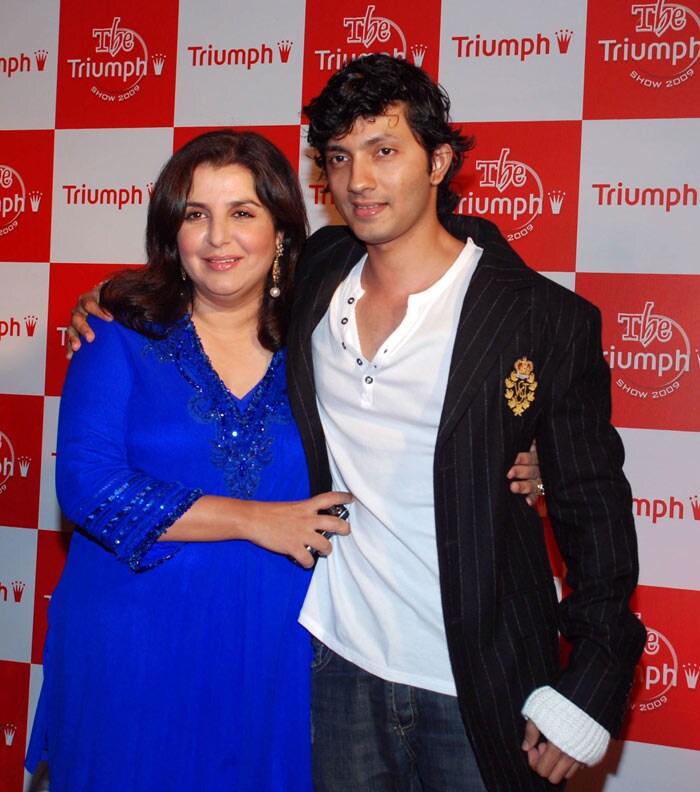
left=505, top=357, right=537, bottom=416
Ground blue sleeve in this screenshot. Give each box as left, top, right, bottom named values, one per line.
left=56, top=318, right=204, bottom=571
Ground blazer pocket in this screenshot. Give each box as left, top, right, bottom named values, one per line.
left=499, top=584, right=558, bottom=640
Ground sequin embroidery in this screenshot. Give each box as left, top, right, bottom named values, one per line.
left=146, top=317, right=292, bottom=499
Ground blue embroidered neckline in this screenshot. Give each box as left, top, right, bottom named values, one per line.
left=146, top=316, right=291, bottom=499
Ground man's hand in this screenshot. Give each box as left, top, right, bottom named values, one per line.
left=66, top=284, right=111, bottom=356
left=521, top=721, right=583, bottom=784
left=507, top=441, right=544, bottom=508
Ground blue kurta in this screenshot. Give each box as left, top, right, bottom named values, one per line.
left=26, top=316, right=313, bottom=791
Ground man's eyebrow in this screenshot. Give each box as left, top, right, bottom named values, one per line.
left=326, top=133, right=401, bottom=153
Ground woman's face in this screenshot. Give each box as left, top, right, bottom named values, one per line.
left=176, top=162, right=281, bottom=312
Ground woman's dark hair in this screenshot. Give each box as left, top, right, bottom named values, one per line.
left=304, top=54, right=475, bottom=221
left=101, top=129, right=308, bottom=350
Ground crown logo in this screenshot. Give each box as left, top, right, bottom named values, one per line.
left=277, top=40, right=292, bottom=63
left=18, top=456, right=31, bottom=478
left=34, top=49, right=48, bottom=71
left=24, top=315, right=38, bottom=336
left=515, top=357, right=533, bottom=378
left=29, top=191, right=43, bottom=213
left=683, top=662, right=699, bottom=690
left=12, top=581, right=25, bottom=603
left=151, top=53, right=166, bottom=76
left=547, top=190, right=565, bottom=215
left=4, top=724, right=16, bottom=747
left=690, top=495, right=700, bottom=520
left=555, top=29, right=573, bottom=54
left=410, top=44, right=427, bottom=67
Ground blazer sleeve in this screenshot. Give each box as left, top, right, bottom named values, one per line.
left=535, top=300, right=646, bottom=736
left=56, top=319, right=204, bottom=571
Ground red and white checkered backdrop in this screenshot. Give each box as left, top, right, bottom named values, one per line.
left=1, top=1, right=698, bottom=789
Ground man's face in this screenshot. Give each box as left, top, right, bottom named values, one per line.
left=323, top=103, right=448, bottom=250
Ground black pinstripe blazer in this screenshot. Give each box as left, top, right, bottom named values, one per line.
left=287, top=216, right=645, bottom=792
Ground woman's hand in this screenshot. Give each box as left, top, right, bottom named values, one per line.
left=161, top=491, right=353, bottom=569
left=238, top=492, right=353, bottom=568
left=507, top=441, right=544, bottom=508
left=66, top=284, right=111, bottom=355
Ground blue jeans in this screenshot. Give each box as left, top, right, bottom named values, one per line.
left=310, top=638, right=488, bottom=792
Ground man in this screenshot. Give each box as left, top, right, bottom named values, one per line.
left=285, top=55, right=645, bottom=791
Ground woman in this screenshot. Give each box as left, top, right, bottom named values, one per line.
left=32, top=130, right=543, bottom=789
left=25, top=130, right=351, bottom=791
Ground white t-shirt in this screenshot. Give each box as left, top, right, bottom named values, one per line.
left=299, top=240, right=481, bottom=694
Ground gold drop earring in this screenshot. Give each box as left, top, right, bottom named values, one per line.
left=269, top=240, right=284, bottom=298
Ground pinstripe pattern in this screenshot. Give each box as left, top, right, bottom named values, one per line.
left=287, top=218, right=645, bottom=792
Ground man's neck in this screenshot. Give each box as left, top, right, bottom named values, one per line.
left=362, top=220, right=464, bottom=298
left=355, top=221, right=466, bottom=361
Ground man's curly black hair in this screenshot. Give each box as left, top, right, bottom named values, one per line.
left=304, top=53, right=475, bottom=220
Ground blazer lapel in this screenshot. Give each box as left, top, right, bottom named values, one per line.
left=287, top=230, right=365, bottom=493
left=296, top=231, right=365, bottom=345
left=436, top=252, right=533, bottom=450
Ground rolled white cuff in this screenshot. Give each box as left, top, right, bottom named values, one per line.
left=521, top=686, right=610, bottom=766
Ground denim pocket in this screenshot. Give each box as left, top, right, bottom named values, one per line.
left=310, top=636, right=334, bottom=672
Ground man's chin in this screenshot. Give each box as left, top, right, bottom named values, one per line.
left=347, top=227, right=385, bottom=246
left=342, top=218, right=389, bottom=246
